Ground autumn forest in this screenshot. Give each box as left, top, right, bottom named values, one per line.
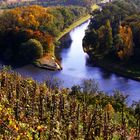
left=83, top=0, right=140, bottom=79
left=0, top=0, right=140, bottom=139
left=0, top=5, right=88, bottom=64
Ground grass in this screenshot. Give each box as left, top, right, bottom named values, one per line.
left=91, top=4, right=99, bottom=10
left=56, top=15, right=90, bottom=41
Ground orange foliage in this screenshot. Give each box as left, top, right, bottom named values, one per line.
left=105, top=103, right=114, bottom=114
left=0, top=5, right=54, bottom=31
left=117, top=25, right=133, bottom=60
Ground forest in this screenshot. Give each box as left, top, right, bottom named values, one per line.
left=37, top=0, right=96, bottom=6
left=0, top=0, right=99, bottom=9
left=0, top=67, right=140, bottom=139
left=0, top=5, right=88, bottom=64
left=83, top=0, right=140, bottom=78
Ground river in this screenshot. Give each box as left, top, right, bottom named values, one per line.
left=14, top=20, right=140, bottom=104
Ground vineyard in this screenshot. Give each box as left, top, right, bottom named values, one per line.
left=0, top=67, right=140, bottom=139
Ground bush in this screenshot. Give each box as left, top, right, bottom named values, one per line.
left=19, top=39, right=43, bottom=62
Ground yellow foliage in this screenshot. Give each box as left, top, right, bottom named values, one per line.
left=105, top=103, right=114, bottom=113
left=118, top=50, right=124, bottom=60
left=0, top=5, right=54, bottom=31
left=117, top=25, right=133, bottom=60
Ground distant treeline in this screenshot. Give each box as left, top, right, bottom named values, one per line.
left=0, top=0, right=101, bottom=9
left=37, top=0, right=97, bottom=6
left=0, top=5, right=88, bottom=64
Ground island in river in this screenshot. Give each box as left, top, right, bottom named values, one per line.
left=83, top=0, right=140, bottom=81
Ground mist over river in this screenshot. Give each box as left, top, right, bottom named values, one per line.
left=10, top=20, right=140, bottom=104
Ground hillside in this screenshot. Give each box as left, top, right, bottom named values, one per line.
left=0, top=67, right=140, bottom=139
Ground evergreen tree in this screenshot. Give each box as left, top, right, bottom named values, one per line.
left=105, top=20, right=113, bottom=50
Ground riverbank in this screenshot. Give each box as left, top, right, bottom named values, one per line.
left=35, top=4, right=99, bottom=70
left=56, top=15, right=90, bottom=41
left=34, top=54, right=62, bottom=70
left=92, top=57, right=140, bottom=82
left=56, top=4, right=99, bottom=41
left=35, top=15, right=91, bottom=71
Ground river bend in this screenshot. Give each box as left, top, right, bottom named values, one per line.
left=14, top=20, right=140, bottom=104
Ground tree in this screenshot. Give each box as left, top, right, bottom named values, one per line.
left=82, top=79, right=99, bottom=94
left=83, top=29, right=99, bottom=55
left=96, top=20, right=113, bottom=55
left=115, top=25, right=133, bottom=60
left=19, top=39, right=43, bottom=62
left=0, top=5, right=88, bottom=64
left=105, top=20, right=113, bottom=50
left=133, top=101, right=140, bottom=137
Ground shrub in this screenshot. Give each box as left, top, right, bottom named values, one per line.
left=19, top=39, right=43, bottom=62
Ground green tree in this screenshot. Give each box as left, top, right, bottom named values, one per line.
left=105, top=20, right=113, bottom=50
left=133, top=101, right=140, bottom=137
left=83, top=29, right=99, bottom=55
left=19, top=39, right=43, bottom=62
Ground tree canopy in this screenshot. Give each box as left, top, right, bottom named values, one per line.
left=0, top=5, right=88, bottom=64
left=0, top=0, right=98, bottom=9
left=83, top=0, right=140, bottom=63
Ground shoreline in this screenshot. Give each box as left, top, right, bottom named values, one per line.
left=92, top=58, right=140, bottom=82
left=35, top=15, right=91, bottom=70
left=56, top=4, right=99, bottom=41
left=56, top=14, right=90, bottom=41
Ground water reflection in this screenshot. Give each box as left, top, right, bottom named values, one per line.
left=60, top=34, right=72, bottom=49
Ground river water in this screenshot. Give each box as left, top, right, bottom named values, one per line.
left=15, top=20, right=140, bottom=104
